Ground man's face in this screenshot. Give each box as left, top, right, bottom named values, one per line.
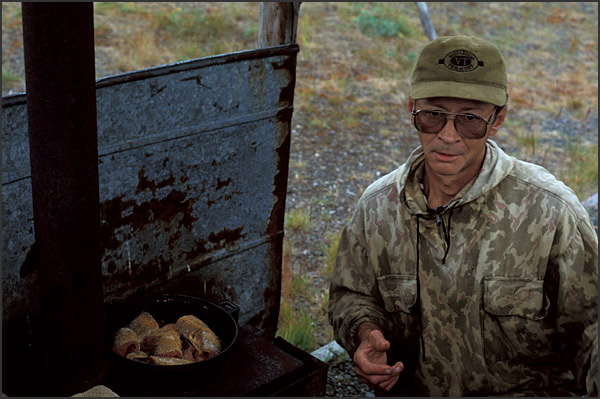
left=407, top=97, right=506, bottom=180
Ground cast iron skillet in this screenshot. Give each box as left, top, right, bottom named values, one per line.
left=104, top=294, right=239, bottom=395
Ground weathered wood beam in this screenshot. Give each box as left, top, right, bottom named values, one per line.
left=258, top=2, right=301, bottom=47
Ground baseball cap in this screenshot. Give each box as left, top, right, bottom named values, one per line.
left=409, top=35, right=508, bottom=106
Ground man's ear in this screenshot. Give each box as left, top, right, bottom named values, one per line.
left=488, top=104, right=508, bottom=137
left=407, top=98, right=415, bottom=128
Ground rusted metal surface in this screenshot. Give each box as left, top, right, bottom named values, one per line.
left=2, top=44, right=299, bottom=339
left=21, top=3, right=105, bottom=394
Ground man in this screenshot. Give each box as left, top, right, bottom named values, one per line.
left=328, top=35, right=598, bottom=396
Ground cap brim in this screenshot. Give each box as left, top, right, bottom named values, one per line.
left=410, top=81, right=507, bottom=107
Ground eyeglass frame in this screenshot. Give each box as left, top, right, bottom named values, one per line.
left=410, top=100, right=499, bottom=139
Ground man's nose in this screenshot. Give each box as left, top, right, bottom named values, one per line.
left=437, top=116, right=461, bottom=142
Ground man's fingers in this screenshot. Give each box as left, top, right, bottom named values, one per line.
left=371, top=373, right=399, bottom=386
left=390, top=361, right=404, bottom=373
left=354, top=365, right=392, bottom=380
left=353, top=328, right=403, bottom=392
left=355, top=364, right=402, bottom=387
left=378, top=363, right=403, bottom=391
left=380, top=374, right=399, bottom=392
left=358, top=372, right=398, bottom=391
left=356, top=357, right=404, bottom=376
left=354, top=355, right=404, bottom=378
left=355, top=360, right=394, bottom=376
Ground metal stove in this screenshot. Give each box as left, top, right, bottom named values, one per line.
left=107, top=325, right=328, bottom=397
left=2, top=321, right=327, bottom=397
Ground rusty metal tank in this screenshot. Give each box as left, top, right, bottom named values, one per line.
left=2, top=43, right=299, bottom=340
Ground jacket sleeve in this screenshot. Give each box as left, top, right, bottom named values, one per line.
left=327, top=205, right=396, bottom=356
left=553, top=207, right=598, bottom=396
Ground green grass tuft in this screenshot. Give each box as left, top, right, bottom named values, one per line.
left=2, top=67, right=19, bottom=91
left=322, top=231, right=340, bottom=281
left=356, top=6, right=411, bottom=38
left=276, top=302, right=316, bottom=352
left=285, top=208, right=310, bottom=232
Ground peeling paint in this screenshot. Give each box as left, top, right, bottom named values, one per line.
left=2, top=44, right=299, bottom=335
left=216, top=177, right=232, bottom=190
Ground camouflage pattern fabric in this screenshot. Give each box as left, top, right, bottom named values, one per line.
left=328, top=140, right=598, bottom=396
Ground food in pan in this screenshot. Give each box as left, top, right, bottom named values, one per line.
left=127, top=311, right=159, bottom=343
left=112, top=327, right=140, bottom=357
left=112, top=312, right=220, bottom=365
left=149, top=356, right=194, bottom=365
left=125, top=350, right=149, bottom=361
left=176, top=315, right=221, bottom=361
left=143, top=323, right=177, bottom=348
left=145, top=326, right=183, bottom=359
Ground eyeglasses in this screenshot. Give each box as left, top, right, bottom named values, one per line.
left=411, top=102, right=497, bottom=139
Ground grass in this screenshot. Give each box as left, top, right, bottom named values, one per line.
left=278, top=301, right=315, bottom=352
left=562, top=141, right=599, bottom=199
left=322, top=231, right=341, bottom=282
left=279, top=229, right=318, bottom=351
left=285, top=208, right=310, bottom=232
left=356, top=6, right=412, bottom=39
left=88, top=3, right=258, bottom=75
left=2, top=67, right=20, bottom=91
left=515, top=129, right=539, bottom=157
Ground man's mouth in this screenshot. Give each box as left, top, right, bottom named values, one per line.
left=434, top=151, right=460, bottom=161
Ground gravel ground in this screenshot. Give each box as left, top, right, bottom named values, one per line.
left=326, top=359, right=375, bottom=397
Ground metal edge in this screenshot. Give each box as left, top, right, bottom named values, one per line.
left=1, top=43, right=300, bottom=108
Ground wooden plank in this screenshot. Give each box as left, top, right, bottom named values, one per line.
left=258, top=2, right=301, bottom=47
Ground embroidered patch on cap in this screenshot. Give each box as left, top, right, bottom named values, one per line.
left=438, top=49, right=484, bottom=72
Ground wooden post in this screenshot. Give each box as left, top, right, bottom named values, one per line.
left=258, top=2, right=301, bottom=47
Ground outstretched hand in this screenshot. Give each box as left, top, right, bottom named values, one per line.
left=353, top=325, right=404, bottom=392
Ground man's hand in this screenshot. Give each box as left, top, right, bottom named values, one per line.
left=353, top=323, right=404, bottom=392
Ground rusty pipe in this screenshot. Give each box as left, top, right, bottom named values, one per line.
left=22, top=2, right=106, bottom=395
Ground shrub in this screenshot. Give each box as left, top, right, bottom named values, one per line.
left=356, top=6, right=411, bottom=38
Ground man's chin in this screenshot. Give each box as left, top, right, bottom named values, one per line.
left=426, top=160, right=462, bottom=176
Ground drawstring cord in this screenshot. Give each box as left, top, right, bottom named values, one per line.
left=427, top=205, right=456, bottom=265
left=416, top=215, right=426, bottom=360
left=415, top=204, right=456, bottom=361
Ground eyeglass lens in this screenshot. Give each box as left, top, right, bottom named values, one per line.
left=416, top=111, right=487, bottom=139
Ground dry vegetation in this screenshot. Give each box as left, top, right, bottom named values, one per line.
left=2, top=2, right=598, bottom=352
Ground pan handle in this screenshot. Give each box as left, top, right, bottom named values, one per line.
left=216, top=300, right=240, bottom=323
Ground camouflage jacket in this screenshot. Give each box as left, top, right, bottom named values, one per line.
left=328, top=140, right=598, bottom=396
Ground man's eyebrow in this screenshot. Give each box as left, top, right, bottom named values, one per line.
left=420, top=101, right=491, bottom=113
left=418, top=101, right=446, bottom=110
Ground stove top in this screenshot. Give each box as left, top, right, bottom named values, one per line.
left=106, top=325, right=328, bottom=397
